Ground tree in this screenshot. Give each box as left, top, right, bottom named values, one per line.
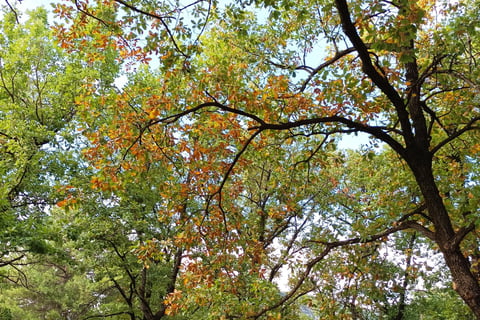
left=0, top=244, right=109, bottom=320
left=68, top=66, right=305, bottom=320
left=404, top=287, right=474, bottom=320
left=0, top=4, right=89, bottom=272
left=68, top=160, right=187, bottom=320
left=0, top=4, right=119, bottom=318
left=52, top=0, right=480, bottom=318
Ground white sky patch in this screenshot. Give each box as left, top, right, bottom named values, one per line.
left=17, top=0, right=52, bottom=9
left=338, top=132, right=371, bottom=149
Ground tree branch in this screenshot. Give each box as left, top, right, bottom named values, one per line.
left=74, top=0, right=111, bottom=27
left=150, top=101, right=266, bottom=127
left=299, top=47, right=357, bottom=92
left=153, top=246, right=184, bottom=319
left=449, top=223, right=476, bottom=250
left=255, top=116, right=406, bottom=157
left=113, top=0, right=188, bottom=58
left=334, top=0, right=414, bottom=145
left=82, top=311, right=135, bottom=320
left=216, top=129, right=263, bottom=204
left=5, top=0, right=20, bottom=24
left=430, top=116, right=480, bottom=154
left=0, top=254, right=25, bottom=268
left=253, top=203, right=432, bottom=318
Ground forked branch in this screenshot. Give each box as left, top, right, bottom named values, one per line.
left=252, top=203, right=432, bottom=318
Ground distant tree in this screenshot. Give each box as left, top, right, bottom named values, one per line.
left=0, top=5, right=86, bottom=267
left=405, top=287, right=474, bottom=320
left=0, top=5, right=116, bottom=317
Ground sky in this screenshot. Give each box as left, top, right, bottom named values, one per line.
left=18, top=0, right=52, bottom=9
left=8, top=0, right=55, bottom=22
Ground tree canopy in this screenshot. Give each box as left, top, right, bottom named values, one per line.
left=1, top=0, right=480, bottom=319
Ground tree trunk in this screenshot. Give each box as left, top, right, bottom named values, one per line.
left=407, top=152, right=480, bottom=318
left=444, top=247, right=480, bottom=317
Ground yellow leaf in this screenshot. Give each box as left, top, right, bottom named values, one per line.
left=148, top=109, right=159, bottom=119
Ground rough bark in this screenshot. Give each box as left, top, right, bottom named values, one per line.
left=407, top=151, right=480, bottom=318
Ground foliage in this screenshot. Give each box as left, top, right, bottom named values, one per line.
left=0, top=5, right=86, bottom=271
left=404, top=287, right=474, bottom=320
left=1, top=0, right=480, bottom=318
left=0, top=4, right=119, bottom=319
left=49, top=0, right=480, bottom=317
left=0, top=259, right=103, bottom=319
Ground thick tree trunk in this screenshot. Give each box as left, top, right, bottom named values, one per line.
left=443, top=247, right=480, bottom=317
left=408, top=153, right=480, bottom=318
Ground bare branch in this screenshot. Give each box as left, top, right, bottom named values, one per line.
left=293, top=134, right=329, bottom=167
left=268, top=216, right=308, bottom=282
left=192, top=0, right=212, bottom=48
left=397, top=202, right=425, bottom=220
left=252, top=243, right=335, bottom=319
left=216, top=129, right=263, bottom=198
left=149, top=247, right=183, bottom=317
left=74, top=0, right=111, bottom=27
left=423, top=86, right=471, bottom=102
left=0, top=254, right=25, bottom=268
left=150, top=101, right=266, bottom=127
